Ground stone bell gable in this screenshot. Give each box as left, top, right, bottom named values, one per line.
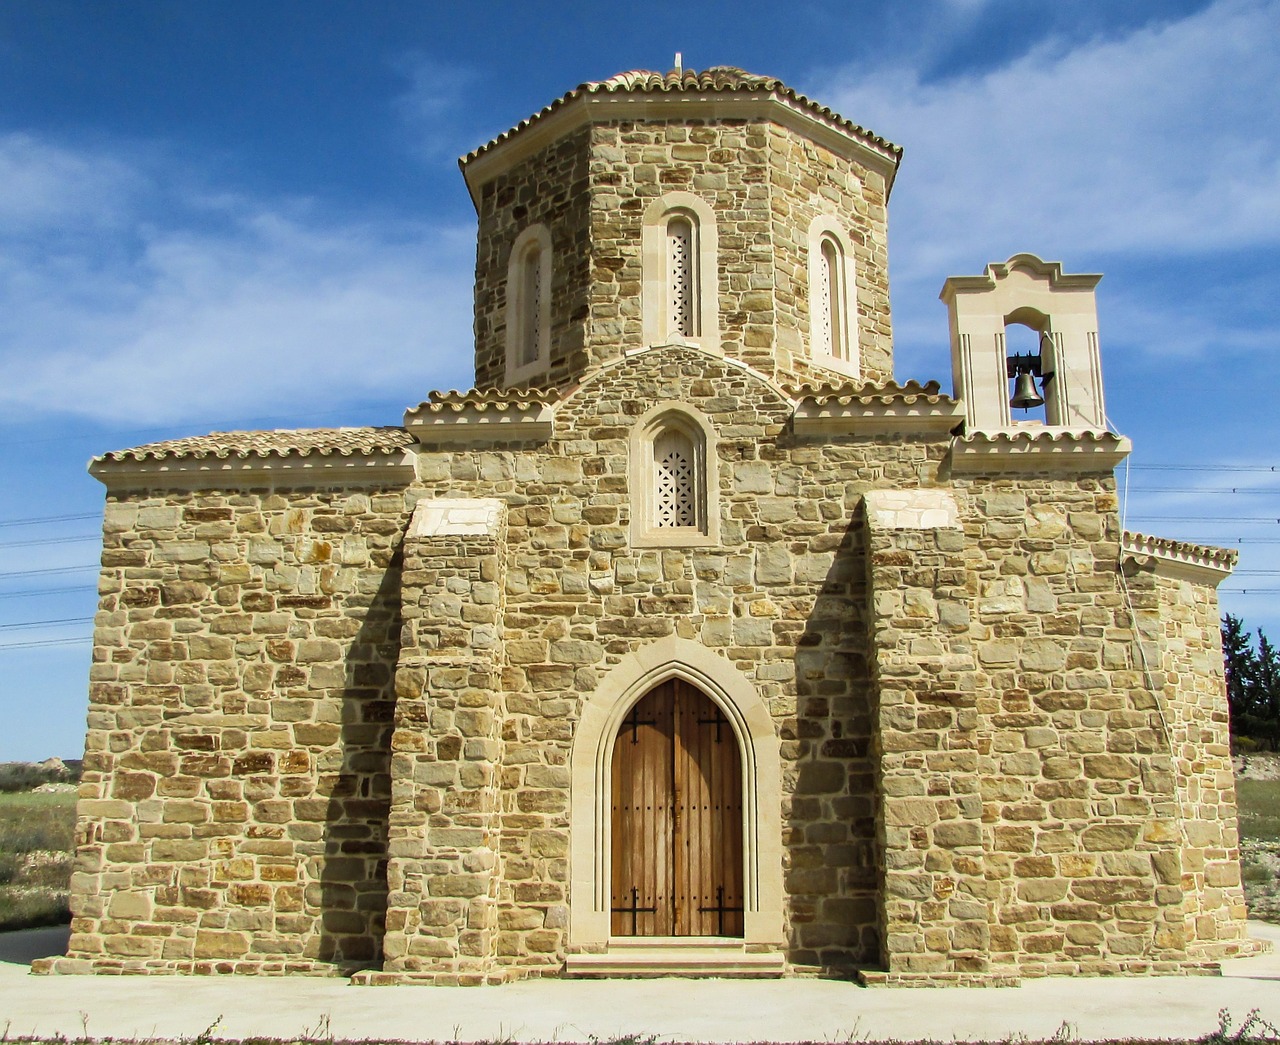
left=42, top=64, right=1263, bottom=985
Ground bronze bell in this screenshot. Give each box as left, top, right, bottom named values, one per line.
left=1010, top=371, right=1044, bottom=410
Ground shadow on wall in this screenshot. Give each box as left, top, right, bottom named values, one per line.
left=316, top=551, right=402, bottom=972
left=788, top=505, right=878, bottom=974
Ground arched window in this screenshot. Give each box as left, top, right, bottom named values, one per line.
left=630, top=404, right=718, bottom=548
left=505, top=224, right=552, bottom=383
left=807, top=216, right=857, bottom=377
left=642, top=193, right=719, bottom=352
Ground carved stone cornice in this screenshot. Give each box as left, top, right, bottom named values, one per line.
left=791, top=380, right=963, bottom=437
left=403, top=388, right=557, bottom=444
left=947, top=428, right=1132, bottom=474
left=1121, top=530, right=1237, bottom=586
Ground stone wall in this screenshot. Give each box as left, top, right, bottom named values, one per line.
left=47, top=487, right=407, bottom=974
left=587, top=119, right=890, bottom=387
left=48, top=349, right=1257, bottom=983
left=472, top=118, right=892, bottom=394
left=1124, top=561, right=1256, bottom=960
left=396, top=348, right=899, bottom=974
left=958, top=478, right=1189, bottom=977
left=763, top=123, right=893, bottom=384
left=473, top=128, right=592, bottom=391
left=375, top=499, right=509, bottom=985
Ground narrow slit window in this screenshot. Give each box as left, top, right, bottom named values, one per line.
left=519, top=242, right=542, bottom=368
left=821, top=237, right=844, bottom=361
left=667, top=215, right=697, bottom=338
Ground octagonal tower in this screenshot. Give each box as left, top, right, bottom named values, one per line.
left=460, top=66, right=902, bottom=391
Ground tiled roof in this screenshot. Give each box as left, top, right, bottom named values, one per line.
left=425, top=387, right=561, bottom=406
left=461, top=65, right=901, bottom=167
left=790, top=379, right=953, bottom=406
left=94, top=426, right=414, bottom=463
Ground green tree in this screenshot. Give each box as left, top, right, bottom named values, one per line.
left=1223, top=613, right=1280, bottom=749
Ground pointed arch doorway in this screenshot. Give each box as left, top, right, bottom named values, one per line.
left=610, top=678, right=744, bottom=938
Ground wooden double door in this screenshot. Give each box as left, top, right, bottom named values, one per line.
left=610, top=679, right=744, bottom=937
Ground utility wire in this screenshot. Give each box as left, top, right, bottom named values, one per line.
left=1127, top=516, right=1280, bottom=524
left=0, top=635, right=91, bottom=651
left=0, top=617, right=94, bottom=631
left=1130, top=464, right=1280, bottom=473
left=0, top=513, right=100, bottom=529
left=0, top=565, right=98, bottom=579
left=0, top=535, right=99, bottom=550
left=1130, top=487, right=1280, bottom=495
left=0, top=586, right=97, bottom=600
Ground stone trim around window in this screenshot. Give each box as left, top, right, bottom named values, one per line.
left=807, top=215, right=858, bottom=379
left=641, top=192, right=720, bottom=353
left=629, top=402, right=720, bottom=549
left=505, top=223, right=553, bottom=384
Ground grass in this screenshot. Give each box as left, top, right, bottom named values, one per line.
left=1238, top=779, right=1280, bottom=843
left=0, top=789, right=77, bottom=931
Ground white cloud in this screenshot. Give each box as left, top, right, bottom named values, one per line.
left=0, top=134, right=144, bottom=232
left=817, top=0, right=1280, bottom=281
left=0, top=135, right=476, bottom=426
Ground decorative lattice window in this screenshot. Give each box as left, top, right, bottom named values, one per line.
left=632, top=406, right=716, bottom=547
left=667, top=215, right=697, bottom=338
left=654, top=429, right=697, bottom=528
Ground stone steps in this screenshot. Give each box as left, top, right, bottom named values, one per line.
left=564, top=937, right=785, bottom=978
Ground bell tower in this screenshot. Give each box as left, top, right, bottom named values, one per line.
left=941, top=253, right=1109, bottom=432
left=459, top=66, right=903, bottom=391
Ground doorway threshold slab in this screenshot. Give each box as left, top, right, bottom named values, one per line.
left=564, top=937, right=785, bottom=978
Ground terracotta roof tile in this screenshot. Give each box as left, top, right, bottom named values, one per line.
left=789, top=378, right=953, bottom=406
left=462, top=66, right=901, bottom=168
left=95, top=426, right=413, bottom=464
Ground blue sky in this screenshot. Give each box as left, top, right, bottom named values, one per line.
left=1, top=0, right=1278, bottom=759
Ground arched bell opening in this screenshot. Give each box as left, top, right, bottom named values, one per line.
left=609, top=678, right=745, bottom=938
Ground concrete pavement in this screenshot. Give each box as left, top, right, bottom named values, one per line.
left=3, top=924, right=1280, bottom=1042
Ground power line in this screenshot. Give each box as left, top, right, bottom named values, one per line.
left=1130, top=487, right=1280, bottom=495
left=1127, top=516, right=1280, bottom=524
left=0, top=617, right=94, bottom=631
left=0, top=586, right=97, bottom=600
left=0, top=565, right=98, bottom=579
left=0, top=535, right=99, bottom=550
left=1131, top=464, right=1280, bottom=473
left=0, top=512, right=100, bottom=529
left=0, top=635, right=91, bottom=651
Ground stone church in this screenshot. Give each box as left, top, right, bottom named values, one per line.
left=42, top=66, right=1260, bottom=985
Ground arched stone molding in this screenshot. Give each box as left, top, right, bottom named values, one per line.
left=641, top=192, right=720, bottom=353
left=628, top=401, right=720, bottom=549
left=555, top=342, right=794, bottom=416
left=569, top=637, right=783, bottom=950
left=806, top=214, right=858, bottom=379
left=505, top=223, right=553, bottom=384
